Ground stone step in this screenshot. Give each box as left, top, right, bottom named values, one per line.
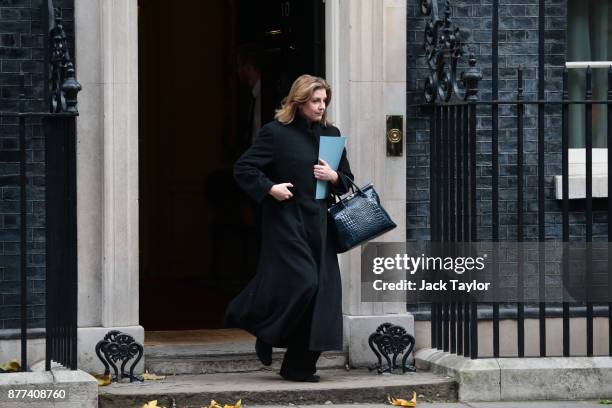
left=145, top=345, right=347, bottom=375
left=144, top=329, right=347, bottom=375
left=98, top=369, right=457, bottom=408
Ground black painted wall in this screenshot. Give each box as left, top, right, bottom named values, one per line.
left=405, top=1, right=612, bottom=319
left=405, top=0, right=607, bottom=245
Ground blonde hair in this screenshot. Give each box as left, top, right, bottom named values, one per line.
left=274, top=74, right=332, bottom=126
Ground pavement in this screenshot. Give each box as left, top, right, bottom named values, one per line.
left=249, top=402, right=608, bottom=408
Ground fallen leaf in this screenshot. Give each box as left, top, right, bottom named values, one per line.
left=207, top=399, right=241, bottom=408
left=142, top=400, right=166, bottom=408
left=143, top=370, right=166, bottom=381
left=388, top=391, right=417, bottom=407
left=92, top=373, right=112, bottom=387
left=600, top=400, right=612, bottom=405
left=0, top=360, right=20, bottom=372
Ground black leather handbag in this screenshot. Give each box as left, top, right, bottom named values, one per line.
left=328, top=174, right=397, bottom=253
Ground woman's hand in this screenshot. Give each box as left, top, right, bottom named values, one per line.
left=269, top=182, right=294, bottom=201
left=314, top=159, right=339, bottom=185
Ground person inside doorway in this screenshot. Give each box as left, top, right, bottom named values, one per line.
left=236, top=43, right=263, bottom=155
left=224, top=75, right=354, bottom=382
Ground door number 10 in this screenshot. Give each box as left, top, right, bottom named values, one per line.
left=281, top=1, right=291, bottom=17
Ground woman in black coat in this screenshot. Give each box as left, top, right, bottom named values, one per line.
left=224, top=75, right=353, bottom=382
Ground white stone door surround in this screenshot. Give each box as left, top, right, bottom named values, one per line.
left=325, top=0, right=412, bottom=367
left=74, top=0, right=143, bottom=373
left=73, top=0, right=410, bottom=371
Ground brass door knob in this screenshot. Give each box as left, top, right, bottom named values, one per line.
left=386, top=115, right=403, bottom=156
left=387, top=128, right=402, bottom=144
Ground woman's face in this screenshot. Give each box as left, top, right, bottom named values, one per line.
left=299, top=88, right=327, bottom=122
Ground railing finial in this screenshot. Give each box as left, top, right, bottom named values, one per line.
left=463, top=52, right=482, bottom=102
left=48, top=3, right=81, bottom=113
left=421, top=0, right=478, bottom=103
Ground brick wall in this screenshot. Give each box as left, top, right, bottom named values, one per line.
left=404, top=0, right=606, bottom=246
left=405, top=0, right=612, bottom=319
left=0, top=0, right=73, bottom=330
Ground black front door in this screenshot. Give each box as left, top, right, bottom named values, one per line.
left=236, top=0, right=325, bottom=124
left=138, top=0, right=325, bottom=330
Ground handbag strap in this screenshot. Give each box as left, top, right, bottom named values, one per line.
left=338, top=172, right=365, bottom=196
left=330, top=173, right=366, bottom=207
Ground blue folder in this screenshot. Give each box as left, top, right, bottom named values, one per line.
left=316, top=136, right=347, bottom=199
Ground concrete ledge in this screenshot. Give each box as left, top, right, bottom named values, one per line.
left=416, top=348, right=612, bottom=402
left=499, top=357, right=612, bottom=401
left=0, top=368, right=98, bottom=408
left=553, top=148, right=609, bottom=199
left=0, top=337, right=46, bottom=369
left=415, top=349, right=500, bottom=401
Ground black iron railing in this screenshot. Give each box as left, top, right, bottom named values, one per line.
left=425, top=67, right=612, bottom=359
left=417, top=0, right=612, bottom=360
left=0, top=1, right=80, bottom=372
left=1, top=98, right=78, bottom=373
left=0, top=107, right=78, bottom=371
left=44, top=1, right=80, bottom=372
left=44, top=112, right=78, bottom=371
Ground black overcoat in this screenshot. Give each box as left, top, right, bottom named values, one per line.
left=224, top=114, right=353, bottom=351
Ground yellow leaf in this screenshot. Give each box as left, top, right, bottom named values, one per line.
left=143, top=370, right=166, bottom=381
left=388, top=391, right=417, bottom=407
left=0, top=360, right=20, bottom=372
left=206, top=399, right=241, bottom=408
left=142, top=400, right=165, bottom=408
left=92, top=373, right=112, bottom=387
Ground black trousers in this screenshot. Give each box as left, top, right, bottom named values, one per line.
left=279, top=301, right=321, bottom=377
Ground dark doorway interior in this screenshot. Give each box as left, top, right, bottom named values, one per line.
left=138, top=0, right=325, bottom=330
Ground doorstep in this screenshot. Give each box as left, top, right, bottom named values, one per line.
left=144, top=329, right=346, bottom=374
left=98, top=368, right=457, bottom=407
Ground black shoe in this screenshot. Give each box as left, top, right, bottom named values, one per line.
left=279, top=372, right=320, bottom=382
left=255, top=338, right=272, bottom=366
